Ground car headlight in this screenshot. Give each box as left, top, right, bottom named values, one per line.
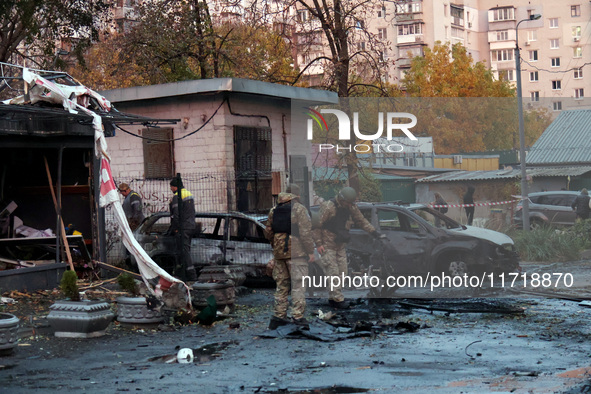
left=496, top=243, right=516, bottom=255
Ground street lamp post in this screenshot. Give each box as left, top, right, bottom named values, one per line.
left=515, top=13, right=541, bottom=231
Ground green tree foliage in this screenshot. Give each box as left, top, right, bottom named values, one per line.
left=68, top=36, right=149, bottom=90
left=359, top=171, right=382, bottom=202
left=0, top=0, right=109, bottom=66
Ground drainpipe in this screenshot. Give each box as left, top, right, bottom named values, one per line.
left=282, top=114, right=289, bottom=175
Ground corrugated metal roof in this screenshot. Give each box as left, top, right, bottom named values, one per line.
left=313, top=167, right=412, bottom=181
left=417, top=166, right=591, bottom=183
left=527, top=109, right=591, bottom=165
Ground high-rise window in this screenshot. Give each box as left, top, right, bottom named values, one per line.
left=575, top=88, right=584, bottom=99
left=549, top=18, right=558, bottom=28
left=530, top=91, right=540, bottom=102
left=574, top=68, right=583, bottom=79
left=572, top=26, right=582, bottom=39
left=498, top=70, right=514, bottom=81
left=571, top=5, right=581, bottom=17
left=552, top=80, right=562, bottom=90
left=551, top=58, right=561, bottom=67
left=573, top=47, right=583, bottom=58
left=496, top=30, right=509, bottom=41
left=527, top=30, right=537, bottom=42
left=529, top=50, right=538, bottom=61
left=550, top=39, right=559, bottom=49
left=492, top=7, right=514, bottom=21
left=398, top=23, right=422, bottom=35
left=530, top=71, right=539, bottom=82
left=492, top=49, right=513, bottom=61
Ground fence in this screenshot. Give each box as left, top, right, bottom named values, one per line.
left=106, top=170, right=284, bottom=265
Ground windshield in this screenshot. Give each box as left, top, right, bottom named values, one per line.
left=411, top=206, right=463, bottom=230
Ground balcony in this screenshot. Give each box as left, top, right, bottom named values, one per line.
left=395, top=11, right=423, bottom=23
left=397, top=58, right=412, bottom=68
left=451, top=16, right=464, bottom=27
left=397, top=34, right=424, bottom=44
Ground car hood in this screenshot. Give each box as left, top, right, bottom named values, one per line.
left=450, top=226, right=514, bottom=246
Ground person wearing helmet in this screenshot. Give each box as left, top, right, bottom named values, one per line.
left=265, top=184, right=315, bottom=329
left=317, top=186, right=384, bottom=309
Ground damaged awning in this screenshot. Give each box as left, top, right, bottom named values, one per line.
left=0, top=67, right=179, bottom=138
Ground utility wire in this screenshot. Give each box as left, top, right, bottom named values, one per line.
left=521, top=59, right=590, bottom=74
left=115, top=97, right=227, bottom=142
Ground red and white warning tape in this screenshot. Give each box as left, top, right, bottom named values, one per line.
left=430, top=199, right=522, bottom=209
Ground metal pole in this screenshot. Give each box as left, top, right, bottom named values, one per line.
left=514, top=15, right=540, bottom=231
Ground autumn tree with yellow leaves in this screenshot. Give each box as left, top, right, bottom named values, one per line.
left=69, top=0, right=298, bottom=90
left=400, top=42, right=550, bottom=154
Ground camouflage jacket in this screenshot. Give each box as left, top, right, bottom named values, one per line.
left=265, top=193, right=315, bottom=260
left=318, top=198, right=376, bottom=249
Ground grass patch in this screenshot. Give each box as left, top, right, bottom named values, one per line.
left=507, top=220, right=591, bottom=262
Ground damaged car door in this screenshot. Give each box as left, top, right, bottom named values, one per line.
left=374, top=208, right=435, bottom=276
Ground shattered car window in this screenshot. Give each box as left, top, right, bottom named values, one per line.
left=377, top=209, right=401, bottom=231
left=229, top=218, right=266, bottom=242
left=197, top=217, right=224, bottom=238
left=145, top=216, right=171, bottom=235
left=412, top=207, right=462, bottom=230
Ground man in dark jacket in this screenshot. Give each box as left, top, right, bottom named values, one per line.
left=169, top=178, right=197, bottom=281
left=463, top=186, right=475, bottom=225
left=571, top=188, right=590, bottom=220
left=119, top=183, right=145, bottom=231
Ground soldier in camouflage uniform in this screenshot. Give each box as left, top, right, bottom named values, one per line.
left=265, top=184, right=315, bottom=329
left=317, top=187, right=384, bottom=309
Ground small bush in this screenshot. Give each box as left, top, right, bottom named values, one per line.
left=60, top=270, right=80, bottom=301
left=117, top=273, right=140, bottom=296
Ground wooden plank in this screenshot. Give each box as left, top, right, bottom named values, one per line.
left=96, top=262, right=142, bottom=280
left=43, top=156, right=74, bottom=271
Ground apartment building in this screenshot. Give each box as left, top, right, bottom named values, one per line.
left=109, top=1, right=589, bottom=111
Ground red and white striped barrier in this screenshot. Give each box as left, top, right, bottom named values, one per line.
left=429, top=199, right=522, bottom=209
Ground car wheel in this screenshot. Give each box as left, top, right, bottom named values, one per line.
left=446, top=256, right=469, bottom=277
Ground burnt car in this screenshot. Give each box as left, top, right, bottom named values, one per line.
left=127, top=212, right=272, bottom=280
left=513, top=191, right=579, bottom=229
left=311, top=202, right=519, bottom=280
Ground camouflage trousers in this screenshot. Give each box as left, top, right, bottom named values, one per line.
left=320, top=243, right=348, bottom=302
left=272, top=257, right=308, bottom=320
